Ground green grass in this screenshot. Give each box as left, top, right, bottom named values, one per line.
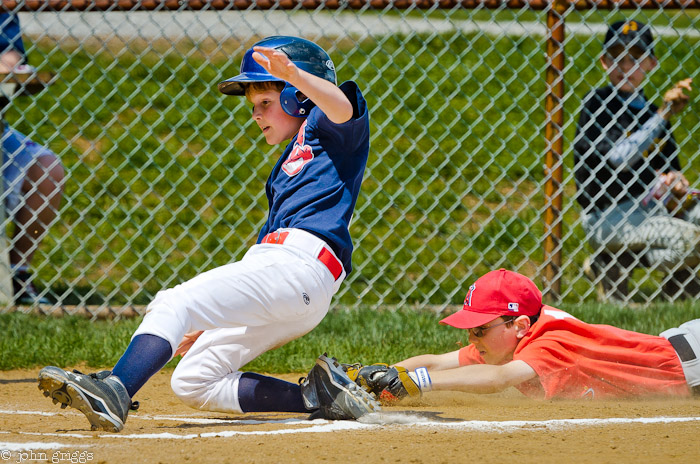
left=6, top=12, right=700, bottom=308
left=3, top=301, right=700, bottom=371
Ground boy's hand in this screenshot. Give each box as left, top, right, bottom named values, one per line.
left=664, top=171, right=690, bottom=198
left=251, top=46, right=300, bottom=84
left=659, top=78, right=692, bottom=118
left=174, top=330, right=204, bottom=357
left=251, top=44, right=352, bottom=124
left=660, top=171, right=696, bottom=216
left=350, top=363, right=422, bottom=403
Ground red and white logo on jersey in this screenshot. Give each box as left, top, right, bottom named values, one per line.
left=282, top=120, right=314, bottom=177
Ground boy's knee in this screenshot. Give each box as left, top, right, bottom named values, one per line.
left=135, top=289, right=194, bottom=354
left=25, top=155, right=65, bottom=190
left=170, top=371, right=208, bottom=409
left=171, top=367, right=244, bottom=412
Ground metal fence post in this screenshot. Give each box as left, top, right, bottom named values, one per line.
left=543, top=0, right=567, bottom=300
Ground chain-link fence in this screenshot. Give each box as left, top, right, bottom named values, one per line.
left=1, top=2, right=699, bottom=316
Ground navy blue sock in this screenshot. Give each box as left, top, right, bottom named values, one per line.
left=237, top=372, right=309, bottom=413
left=112, top=334, right=172, bottom=398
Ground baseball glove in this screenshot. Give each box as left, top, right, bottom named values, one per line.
left=344, top=363, right=421, bottom=403
left=299, top=354, right=381, bottom=420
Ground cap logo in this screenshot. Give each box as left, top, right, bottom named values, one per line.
left=622, top=21, right=638, bottom=35
left=465, top=284, right=476, bottom=307
left=325, top=59, right=335, bottom=71
left=507, top=302, right=519, bottom=312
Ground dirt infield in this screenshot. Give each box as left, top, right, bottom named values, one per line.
left=2, top=368, right=700, bottom=464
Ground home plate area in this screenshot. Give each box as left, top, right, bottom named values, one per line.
left=1, top=371, right=699, bottom=463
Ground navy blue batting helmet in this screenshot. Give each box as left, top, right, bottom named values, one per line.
left=218, top=36, right=337, bottom=117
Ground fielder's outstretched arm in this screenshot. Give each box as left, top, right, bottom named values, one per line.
left=428, top=360, right=537, bottom=394
left=396, top=350, right=461, bottom=372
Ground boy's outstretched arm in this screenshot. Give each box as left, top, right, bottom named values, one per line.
left=428, top=360, right=537, bottom=394
left=252, top=46, right=353, bottom=124
left=395, top=350, right=461, bottom=372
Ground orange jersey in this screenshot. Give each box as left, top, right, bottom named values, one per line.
left=458, top=306, right=689, bottom=399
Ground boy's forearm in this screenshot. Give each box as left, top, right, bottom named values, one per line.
left=430, top=366, right=507, bottom=394
left=395, top=352, right=460, bottom=372
left=289, top=70, right=353, bottom=124
left=429, top=361, right=537, bottom=394
left=394, top=355, right=428, bottom=371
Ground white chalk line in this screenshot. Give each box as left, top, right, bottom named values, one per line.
left=141, top=414, right=309, bottom=425
left=0, top=409, right=60, bottom=417
left=360, top=412, right=700, bottom=431
left=2, top=408, right=700, bottom=442
left=0, top=408, right=312, bottom=425
left=0, top=442, right=87, bottom=451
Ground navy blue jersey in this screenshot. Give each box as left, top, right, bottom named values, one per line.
left=257, top=80, right=370, bottom=274
left=0, top=13, right=26, bottom=57
left=574, top=85, right=679, bottom=211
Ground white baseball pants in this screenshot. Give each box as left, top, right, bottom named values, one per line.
left=132, top=228, right=343, bottom=413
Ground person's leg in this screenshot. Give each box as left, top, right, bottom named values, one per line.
left=660, top=319, right=700, bottom=394
left=40, top=241, right=336, bottom=429
left=170, top=316, right=326, bottom=414
left=132, top=242, right=333, bottom=358
left=630, top=216, right=700, bottom=269
left=166, top=243, right=336, bottom=414
left=112, top=333, right=174, bottom=398
left=615, top=209, right=700, bottom=300
left=662, top=266, right=700, bottom=300
left=237, top=373, right=307, bottom=413
left=584, top=199, right=700, bottom=301
left=10, top=153, right=64, bottom=269
left=1, top=126, right=64, bottom=304
left=674, top=200, right=700, bottom=298
left=582, top=202, right=645, bottom=302
left=680, top=198, right=700, bottom=226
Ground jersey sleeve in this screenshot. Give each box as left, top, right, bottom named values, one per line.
left=457, top=345, right=485, bottom=366
left=307, top=81, right=369, bottom=150
left=513, top=337, right=572, bottom=390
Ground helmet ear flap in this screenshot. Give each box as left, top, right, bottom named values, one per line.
left=280, top=84, right=315, bottom=117
left=219, top=36, right=336, bottom=97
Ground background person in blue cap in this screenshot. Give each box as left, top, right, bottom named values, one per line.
left=573, top=19, right=699, bottom=302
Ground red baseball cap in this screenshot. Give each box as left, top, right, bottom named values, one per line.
left=440, top=269, right=543, bottom=329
